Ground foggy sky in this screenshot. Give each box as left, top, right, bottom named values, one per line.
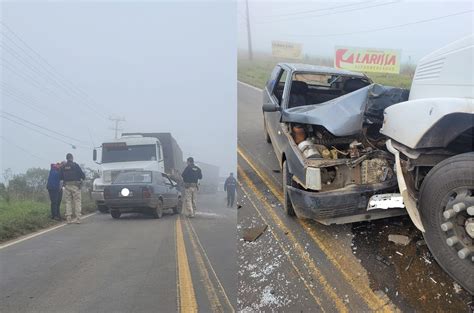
left=238, top=0, right=473, bottom=63
left=1, top=1, right=236, bottom=178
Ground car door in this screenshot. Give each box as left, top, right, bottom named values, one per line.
left=161, top=173, right=176, bottom=209
left=264, top=66, right=291, bottom=164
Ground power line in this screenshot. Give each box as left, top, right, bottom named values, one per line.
left=2, top=111, right=91, bottom=145
left=256, top=1, right=398, bottom=24
left=0, top=135, right=49, bottom=162
left=1, top=88, right=48, bottom=117
left=259, top=0, right=376, bottom=19
left=283, top=9, right=474, bottom=38
left=1, top=58, right=106, bottom=123
left=1, top=115, right=80, bottom=148
left=0, top=21, right=109, bottom=120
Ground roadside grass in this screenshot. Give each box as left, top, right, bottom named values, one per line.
left=0, top=194, right=95, bottom=243
left=238, top=57, right=413, bottom=89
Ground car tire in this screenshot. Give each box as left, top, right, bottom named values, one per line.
left=110, top=210, right=121, bottom=219
left=153, top=200, right=164, bottom=219
left=419, top=152, right=474, bottom=294
left=173, top=198, right=182, bottom=215
left=97, top=205, right=109, bottom=213
left=264, top=118, right=271, bottom=143
left=282, top=160, right=296, bottom=217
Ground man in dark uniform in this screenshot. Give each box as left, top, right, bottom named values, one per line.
left=181, top=157, right=202, bottom=217
left=60, top=153, right=85, bottom=224
left=224, top=172, right=237, bottom=207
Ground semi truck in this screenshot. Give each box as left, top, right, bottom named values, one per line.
left=381, top=35, right=473, bottom=294
left=91, top=132, right=184, bottom=212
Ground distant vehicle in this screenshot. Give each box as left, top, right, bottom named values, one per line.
left=103, top=170, right=182, bottom=219
left=262, top=63, right=407, bottom=224
left=382, top=35, right=474, bottom=294
left=196, top=161, right=219, bottom=193
left=92, top=133, right=184, bottom=213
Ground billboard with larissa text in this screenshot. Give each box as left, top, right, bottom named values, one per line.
left=334, top=46, right=401, bottom=74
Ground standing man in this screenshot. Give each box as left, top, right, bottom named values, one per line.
left=60, top=153, right=85, bottom=224
left=181, top=157, right=202, bottom=217
left=46, top=163, right=62, bottom=220
left=224, top=172, right=237, bottom=207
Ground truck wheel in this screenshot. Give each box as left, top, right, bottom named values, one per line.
left=110, top=210, right=121, bottom=219
left=264, top=119, right=271, bottom=143
left=97, top=205, right=109, bottom=213
left=173, top=198, right=182, bottom=215
left=282, top=160, right=296, bottom=216
left=419, top=152, right=474, bottom=294
left=153, top=200, right=164, bottom=219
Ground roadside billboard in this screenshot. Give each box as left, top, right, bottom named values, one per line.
left=272, top=41, right=303, bottom=60
left=334, top=46, right=401, bottom=74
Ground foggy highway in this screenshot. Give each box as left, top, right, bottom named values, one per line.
left=237, top=82, right=471, bottom=312
left=0, top=193, right=236, bottom=313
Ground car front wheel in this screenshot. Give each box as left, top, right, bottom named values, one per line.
left=153, top=200, right=164, bottom=219
left=282, top=160, right=296, bottom=216
left=173, top=198, right=182, bottom=215
left=110, top=210, right=121, bottom=219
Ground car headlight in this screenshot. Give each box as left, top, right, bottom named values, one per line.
left=305, top=167, right=322, bottom=190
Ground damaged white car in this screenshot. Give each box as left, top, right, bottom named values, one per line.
left=263, top=64, right=408, bottom=224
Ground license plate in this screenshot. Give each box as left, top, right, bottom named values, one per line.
left=367, top=193, right=405, bottom=210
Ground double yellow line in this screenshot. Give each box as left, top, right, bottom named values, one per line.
left=238, top=147, right=395, bottom=312
left=176, top=215, right=235, bottom=313
left=176, top=216, right=198, bottom=312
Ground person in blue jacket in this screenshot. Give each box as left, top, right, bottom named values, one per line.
left=47, top=163, right=63, bottom=220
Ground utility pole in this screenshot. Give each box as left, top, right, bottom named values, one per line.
left=245, top=0, right=253, bottom=60
left=109, top=116, right=125, bottom=139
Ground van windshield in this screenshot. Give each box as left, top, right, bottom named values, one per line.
left=102, top=144, right=156, bottom=163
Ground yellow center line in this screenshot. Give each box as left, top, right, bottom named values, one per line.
left=239, top=167, right=344, bottom=313
left=185, top=217, right=236, bottom=313
left=176, top=215, right=198, bottom=313
left=183, top=217, right=223, bottom=313
left=238, top=147, right=395, bottom=312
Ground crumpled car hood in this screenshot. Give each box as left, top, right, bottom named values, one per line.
left=281, top=84, right=409, bottom=137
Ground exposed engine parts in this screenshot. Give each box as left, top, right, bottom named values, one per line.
left=291, top=123, right=395, bottom=190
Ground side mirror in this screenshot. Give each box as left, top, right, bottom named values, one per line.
left=92, top=149, right=97, bottom=161
left=262, top=103, right=280, bottom=112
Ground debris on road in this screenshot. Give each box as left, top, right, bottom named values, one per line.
left=453, top=282, right=463, bottom=294
left=243, top=224, right=268, bottom=242
left=375, top=255, right=391, bottom=267
left=388, top=234, right=411, bottom=246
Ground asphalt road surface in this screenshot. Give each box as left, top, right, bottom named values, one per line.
left=0, top=192, right=236, bottom=313
left=237, top=81, right=472, bottom=312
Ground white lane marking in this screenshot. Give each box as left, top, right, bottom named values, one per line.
left=0, top=212, right=97, bottom=250
left=237, top=81, right=263, bottom=92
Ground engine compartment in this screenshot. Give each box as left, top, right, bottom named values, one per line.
left=289, top=123, right=396, bottom=192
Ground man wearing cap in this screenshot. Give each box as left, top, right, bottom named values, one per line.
left=60, top=153, right=85, bottom=224
left=181, top=157, right=202, bottom=217
left=224, top=172, right=237, bottom=208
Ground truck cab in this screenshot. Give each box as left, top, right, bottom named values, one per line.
left=381, top=35, right=474, bottom=294
left=92, top=135, right=165, bottom=211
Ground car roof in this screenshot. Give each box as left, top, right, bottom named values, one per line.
left=278, top=63, right=367, bottom=78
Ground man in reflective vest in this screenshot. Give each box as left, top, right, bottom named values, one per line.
left=60, top=153, right=85, bottom=224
